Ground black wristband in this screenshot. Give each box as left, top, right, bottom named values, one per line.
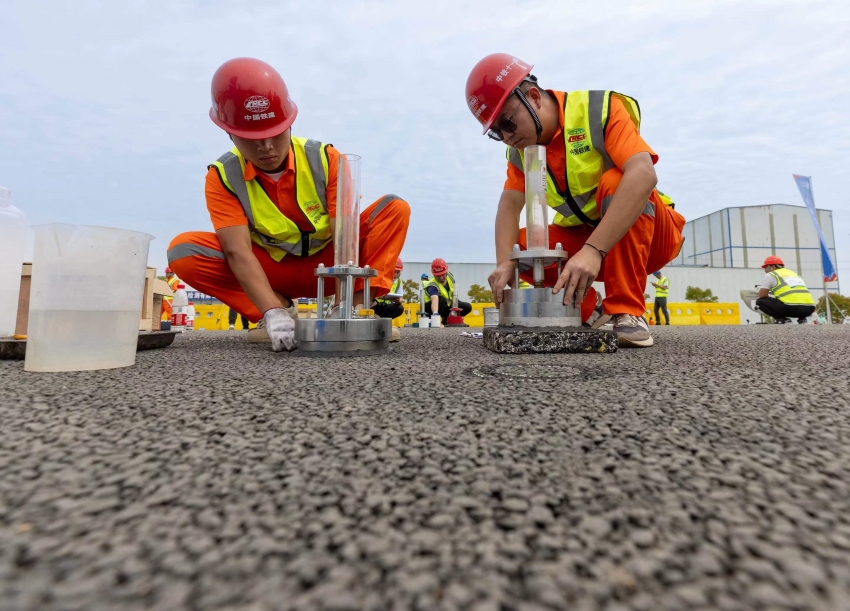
left=583, top=243, right=608, bottom=259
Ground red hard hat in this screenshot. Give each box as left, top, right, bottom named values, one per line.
left=431, top=258, right=448, bottom=275
left=466, top=53, right=533, bottom=134
left=395, top=258, right=404, bottom=271
left=165, top=267, right=173, bottom=274
left=209, top=58, right=298, bottom=139
left=762, top=255, right=785, bottom=268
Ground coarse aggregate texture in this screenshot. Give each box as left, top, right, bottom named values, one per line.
left=1, top=325, right=850, bottom=611
left=483, top=326, right=618, bottom=354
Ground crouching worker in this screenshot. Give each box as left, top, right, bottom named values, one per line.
left=168, top=58, right=410, bottom=351
left=756, top=256, right=816, bottom=324
left=425, top=258, right=472, bottom=324
left=373, top=258, right=406, bottom=321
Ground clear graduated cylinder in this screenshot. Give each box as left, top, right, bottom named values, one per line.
left=524, top=145, right=548, bottom=287
left=334, top=154, right=361, bottom=267
left=524, top=145, right=548, bottom=250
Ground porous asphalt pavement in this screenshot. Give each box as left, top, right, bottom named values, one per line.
left=2, top=325, right=850, bottom=611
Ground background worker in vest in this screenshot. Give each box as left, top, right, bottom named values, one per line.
left=651, top=270, right=670, bottom=325
left=756, top=256, right=816, bottom=324
left=167, top=58, right=410, bottom=352
left=161, top=267, right=179, bottom=322
left=373, top=258, right=405, bottom=321
left=425, top=258, right=472, bottom=324
left=467, top=54, right=686, bottom=348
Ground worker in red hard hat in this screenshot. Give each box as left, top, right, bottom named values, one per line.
left=424, top=258, right=472, bottom=324
left=756, top=256, right=815, bottom=324
left=161, top=267, right=179, bottom=323
left=168, top=58, right=409, bottom=350
left=466, top=54, right=686, bottom=348
left=373, top=258, right=406, bottom=322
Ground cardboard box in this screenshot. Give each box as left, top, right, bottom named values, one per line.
left=149, top=278, right=173, bottom=332
left=14, top=263, right=32, bottom=336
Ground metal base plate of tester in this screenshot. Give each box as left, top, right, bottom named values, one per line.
left=499, top=287, right=583, bottom=328
left=295, top=318, right=391, bottom=355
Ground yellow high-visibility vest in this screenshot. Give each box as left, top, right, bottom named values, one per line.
left=163, top=276, right=179, bottom=303
left=769, top=268, right=815, bottom=305
left=427, top=274, right=456, bottom=301
left=375, top=277, right=404, bottom=304
left=209, top=137, right=332, bottom=262
left=507, top=90, right=674, bottom=227
left=655, top=275, right=669, bottom=298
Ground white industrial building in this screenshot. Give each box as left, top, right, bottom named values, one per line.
left=401, top=204, right=839, bottom=325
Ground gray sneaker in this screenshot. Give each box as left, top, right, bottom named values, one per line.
left=612, top=314, right=653, bottom=348
left=585, top=291, right=611, bottom=329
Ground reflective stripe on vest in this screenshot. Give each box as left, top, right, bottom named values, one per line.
left=769, top=268, right=815, bottom=305
left=507, top=90, right=673, bottom=227
left=427, top=274, right=456, bottom=301
left=209, top=137, right=332, bottom=262
left=164, top=276, right=178, bottom=302
left=655, top=275, right=669, bottom=298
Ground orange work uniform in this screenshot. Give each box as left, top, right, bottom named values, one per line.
left=505, top=92, right=686, bottom=317
left=167, top=142, right=410, bottom=322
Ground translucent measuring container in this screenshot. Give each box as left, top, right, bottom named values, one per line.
left=0, top=187, right=27, bottom=338
left=524, top=145, right=548, bottom=249
left=334, top=154, right=361, bottom=267
left=25, top=224, right=154, bottom=372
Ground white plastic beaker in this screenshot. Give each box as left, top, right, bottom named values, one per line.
left=25, top=224, right=154, bottom=372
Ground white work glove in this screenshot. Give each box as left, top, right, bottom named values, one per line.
left=263, top=307, right=297, bottom=352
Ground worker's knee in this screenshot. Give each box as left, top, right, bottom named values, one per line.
left=368, top=194, right=410, bottom=224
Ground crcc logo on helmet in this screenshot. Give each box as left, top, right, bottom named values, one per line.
left=244, top=96, right=271, bottom=113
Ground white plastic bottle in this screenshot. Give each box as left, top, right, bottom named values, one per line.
left=0, top=187, right=27, bottom=338
left=172, top=283, right=188, bottom=332
left=186, top=301, right=196, bottom=331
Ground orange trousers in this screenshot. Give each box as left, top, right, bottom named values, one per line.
left=167, top=195, right=410, bottom=322
left=518, top=168, right=686, bottom=317
left=161, top=298, right=173, bottom=322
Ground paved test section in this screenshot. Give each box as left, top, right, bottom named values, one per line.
left=1, top=326, right=849, bottom=611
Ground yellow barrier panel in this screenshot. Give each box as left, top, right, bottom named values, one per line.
left=193, top=304, right=233, bottom=330
left=645, top=302, right=701, bottom=326
left=699, top=303, right=741, bottom=325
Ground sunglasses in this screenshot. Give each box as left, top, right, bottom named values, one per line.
left=487, top=106, right=518, bottom=142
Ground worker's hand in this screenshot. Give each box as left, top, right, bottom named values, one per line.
left=553, top=245, right=602, bottom=307
left=263, top=307, right=297, bottom=352
left=488, top=262, right=516, bottom=306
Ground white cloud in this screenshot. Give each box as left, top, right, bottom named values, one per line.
left=1, top=0, right=848, bottom=286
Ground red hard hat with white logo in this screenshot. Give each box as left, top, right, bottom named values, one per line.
left=209, top=57, right=298, bottom=139
left=761, top=256, right=785, bottom=268
left=431, top=258, right=448, bottom=275
left=165, top=267, right=173, bottom=274
left=466, top=53, right=533, bottom=134
left=395, top=258, right=404, bottom=271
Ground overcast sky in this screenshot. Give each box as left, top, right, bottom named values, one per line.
left=2, top=0, right=848, bottom=285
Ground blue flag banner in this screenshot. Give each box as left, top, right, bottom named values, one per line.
left=793, top=174, right=838, bottom=282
